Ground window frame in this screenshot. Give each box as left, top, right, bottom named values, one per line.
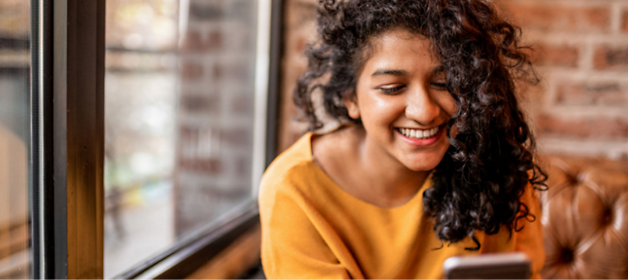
left=31, top=0, right=283, bottom=278
left=30, top=0, right=54, bottom=277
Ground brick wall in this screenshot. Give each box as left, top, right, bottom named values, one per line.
left=278, top=0, right=628, bottom=160
left=496, top=0, right=628, bottom=159
left=175, top=0, right=258, bottom=234
left=277, top=0, right=317, bottom=152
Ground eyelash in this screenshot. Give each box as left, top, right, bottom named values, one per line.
left=380, top=86, right=405, bottom=94
left=431, top=82, right=447, bottom=90
left=378, top=82, right=447, bottom=94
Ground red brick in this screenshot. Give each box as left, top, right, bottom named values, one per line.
left=181, top=61, right=204, bottom=80
left=205, top=30, right=223, bottom=50
left=182, top=30, right=203, bottom=51
left=536, top=114, right=628, bottom=139
left=593, top=46, right=628, bottom=70
left=498, top=3, right=610, bottom=33
left=296, top=36, right=309, bottom=54
left=556, top=82, right=628, bottom=106
left=181, top=94, right=220, bottom=113
left=230, top=95, right=253, bottom=114
left=189, top=2, right=223, bottom=20
left=212, top=63, right=251, bottom=81
left=287, top=1, right=317, bottom=28
left=178, top=158, right=222, bottom=174
left=220, top=128, right=251, bottom=147
left=182, top=30, right=223, bottom=52
left=212, top=63, right=223, bottom=80
left=531, top=43, right=579, bottom=68
left=623, top=10, right=628, bottom=34
left=235, top=156, right=251, bottom=177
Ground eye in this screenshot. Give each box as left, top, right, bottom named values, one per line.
left=430, top=81, right=447, bottom=91
left=379, top=85, right=406, bottom=94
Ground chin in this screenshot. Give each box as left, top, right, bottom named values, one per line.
left=401, top=141, right=450, bottom=171
left=403, top=153, right=445, bottom=172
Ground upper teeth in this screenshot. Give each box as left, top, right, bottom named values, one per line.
left=399, top=127, right=440, bottom=139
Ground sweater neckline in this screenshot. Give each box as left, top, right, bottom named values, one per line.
left=302, top=131, right=433, bottom=212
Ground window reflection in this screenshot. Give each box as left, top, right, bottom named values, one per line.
left=105, top=0, right=178, bottom=276
left=104, top=0, right=259, bottom=277
left=0, top=0, right=31, bottom=278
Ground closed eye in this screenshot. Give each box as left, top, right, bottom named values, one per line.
left=430, top=82, right=447, bottom=90
left=379, top=85, right=406, bottom=94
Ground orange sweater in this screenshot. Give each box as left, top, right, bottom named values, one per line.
left=259, top=132, right=545, bottom=279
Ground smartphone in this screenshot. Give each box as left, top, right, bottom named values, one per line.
left=443, top=252, right=532, bottom=279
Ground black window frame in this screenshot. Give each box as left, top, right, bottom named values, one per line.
left=30, top=0, right=283, bottom=278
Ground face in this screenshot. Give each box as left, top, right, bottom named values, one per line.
left=345, top=28, right=457, bottom=172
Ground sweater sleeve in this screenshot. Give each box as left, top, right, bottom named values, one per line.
left=259, top=176, right=351, bottom=279
left=514, top=184, right=546, bottom=279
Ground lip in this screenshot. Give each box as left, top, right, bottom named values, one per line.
left=395, top=124, right=446, bottom=146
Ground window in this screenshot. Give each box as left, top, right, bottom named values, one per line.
left=0, top=0, right=279, bottom=277
left=0, top=1, right=31, bottom=278
left=104, top=1, right=180, bottom=276
left=104, top=0, right=273, bottom=277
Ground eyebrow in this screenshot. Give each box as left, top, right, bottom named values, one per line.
left=371, top=66, right=446, bottom=77
left=371, top=69, right=407, bottom=77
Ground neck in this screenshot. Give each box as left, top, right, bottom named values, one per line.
left=357, top=128, right=429, bottom=203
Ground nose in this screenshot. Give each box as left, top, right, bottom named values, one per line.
left=405, top=85, right=440, bottom=126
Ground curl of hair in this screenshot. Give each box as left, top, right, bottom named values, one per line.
left=295, top=0, right=548, bottom=250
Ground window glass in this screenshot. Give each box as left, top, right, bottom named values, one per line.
left=0, top=0, right=31, bottom=278
left=104, top=0, right=259, bottom=277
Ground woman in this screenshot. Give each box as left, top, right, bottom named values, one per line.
left=259, top=0, right=548, bottom=278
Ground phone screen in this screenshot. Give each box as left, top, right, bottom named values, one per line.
left=443, top=252, right=532, bottom=279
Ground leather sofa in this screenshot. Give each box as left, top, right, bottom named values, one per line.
left=539, top=155, right=628, bottom=278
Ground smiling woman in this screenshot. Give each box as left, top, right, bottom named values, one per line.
left=259, top=0, right=548, bottom=279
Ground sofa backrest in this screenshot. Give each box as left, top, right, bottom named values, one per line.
left=539, top=155, right=628, bottom=279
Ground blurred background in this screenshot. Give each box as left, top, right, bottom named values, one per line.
left=103, top=0, right=258, bottom=277
left=0, top=0, right=31, bottom=278
left=1, top=0, right=627, bottom=278
left=1, top=0, right=260, bottom=278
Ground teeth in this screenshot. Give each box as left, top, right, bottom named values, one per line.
left=399, top=126, right=440, bottom=139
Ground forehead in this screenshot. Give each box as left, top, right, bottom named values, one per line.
left=362, top=28, right=439, bottom=73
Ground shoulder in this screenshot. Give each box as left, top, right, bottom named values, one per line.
left=258, top=126, right=363, bottom=218
left=258, top=132, right=317, bottom=211
left=311, top=125, right=363, bottom=178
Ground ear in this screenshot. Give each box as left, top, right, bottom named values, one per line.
left=343, top=94, right=360, bottom=119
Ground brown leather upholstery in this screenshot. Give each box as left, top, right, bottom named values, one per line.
left=539, top=156, right=628, bottom=279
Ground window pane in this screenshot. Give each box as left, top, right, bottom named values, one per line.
left=104, top=0, right=259, bottom=277
left=0, top=0, right=31, bottom=278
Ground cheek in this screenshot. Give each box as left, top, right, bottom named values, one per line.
left=359, top=94, right=405, bottom=127
left=442, top=94, right=458, bottom=117
left=431, top=90, right=458, bottom=117
left=355, top=77, right=402, bottom=128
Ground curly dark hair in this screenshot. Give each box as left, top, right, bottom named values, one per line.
left=294, top=0, right=548, bottom=250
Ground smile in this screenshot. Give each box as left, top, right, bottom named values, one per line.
left=397, top=126, right=440, bottom=139
left=394, top=124, right=445, bottom=146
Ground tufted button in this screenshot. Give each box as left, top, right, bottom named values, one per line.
left=564, top=171, right=586, bottom=186
left=559, top=248, right=574, bottom=264
left=541, top=155, right=628, bottom=279
left=602, top=208, right=612, bottom=225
